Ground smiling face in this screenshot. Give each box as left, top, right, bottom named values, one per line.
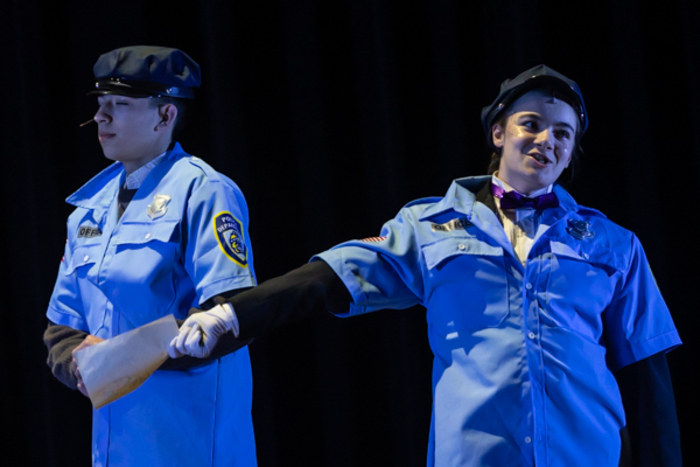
left=491, top=89, right=578, bottom=194
left=94, top=95, right=176, bottom=174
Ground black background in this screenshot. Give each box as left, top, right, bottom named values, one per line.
left=1, top=1, right=698, bottom=465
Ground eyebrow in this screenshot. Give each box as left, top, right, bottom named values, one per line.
left=516, top=113, right=576, bottom=132
left=555, top=122, right=576, bottom=133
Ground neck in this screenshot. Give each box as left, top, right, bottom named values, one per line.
left=121, top=140, right=173, bottom=175
left=492, top=172, right=551, bottom=197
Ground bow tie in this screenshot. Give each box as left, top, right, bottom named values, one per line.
left=491, top=183, right=559, bottom=210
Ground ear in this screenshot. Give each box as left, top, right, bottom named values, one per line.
left=491, top=123, right=505, bottom=149
left=155, top=104, right=178, bottom=131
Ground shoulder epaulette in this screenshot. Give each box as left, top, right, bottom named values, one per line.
left=576, top=205, right=608, bottom=219
left=405, top=196, right=443, bottom=209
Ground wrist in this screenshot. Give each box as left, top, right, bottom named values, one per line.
left=215, top=302, right=240, bottom=337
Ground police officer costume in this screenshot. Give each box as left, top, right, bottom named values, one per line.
left=195, top=66, right=681, bottom=466
left=44, top=47, right=257, bottom=466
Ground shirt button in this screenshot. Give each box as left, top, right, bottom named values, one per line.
left=528, top=332, right=536, bottom=340
left=145, top=233, right=151, bottom=239
left=458, top=244, right=466, bottom=251
left=83, top=255, right=89, bottom=261
left=525, top=436, right=532, bottom=444
left=582, top=252, right=589, bottom=259
left=525, top=283, right=532, bottom=290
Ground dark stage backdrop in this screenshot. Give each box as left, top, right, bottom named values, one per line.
left=2, top=1, right=698, bottom=465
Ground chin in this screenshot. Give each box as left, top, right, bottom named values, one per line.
left=100, top=147, right=126, bottom=163
left=102, top=153, right=119, bottom=162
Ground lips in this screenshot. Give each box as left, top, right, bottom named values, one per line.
left=98, top=132, right=116, bottom=142
left=528, top=152, right=552, bottom=166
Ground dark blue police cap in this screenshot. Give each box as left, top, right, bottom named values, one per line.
left=89, top=46, right=201, bottom=99
left=481, top=65, right=588, bottom=144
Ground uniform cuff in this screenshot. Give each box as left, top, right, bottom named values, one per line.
left=311, top=253, right=367, bottom=317
left=614, top=329, right=682, bottom=371
left=46, top=305, right=88, bottom=332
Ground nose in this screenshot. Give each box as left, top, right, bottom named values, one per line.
left=94, top=102, right=110, bottom=124
left=534, top=128, right=554, bottom=149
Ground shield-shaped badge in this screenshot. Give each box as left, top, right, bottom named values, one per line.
left=147, top=194, right=172, bottom=220
left=566, top=219, right=595, bottom=240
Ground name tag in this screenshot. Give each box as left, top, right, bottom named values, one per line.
left=78, top=226, right=102, bottom=238
left=431, top=218, right=470, bottom=232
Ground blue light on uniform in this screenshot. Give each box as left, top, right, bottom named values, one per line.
left=316, top=175, right=680, bottom=466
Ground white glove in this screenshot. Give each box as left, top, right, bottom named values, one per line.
left=168, top=303, right=240, bottom=358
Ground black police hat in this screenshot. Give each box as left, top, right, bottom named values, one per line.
left=481, top=65, right=588, bottom=145
left=89, top=46, right=201, bottom=99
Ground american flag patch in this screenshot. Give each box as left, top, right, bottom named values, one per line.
left=361, top=236, right=387, bottom=243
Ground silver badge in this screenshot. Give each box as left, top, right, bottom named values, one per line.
left=147, top=194, right=172, bottom=220
left=566, top=219, right=594, bottom=240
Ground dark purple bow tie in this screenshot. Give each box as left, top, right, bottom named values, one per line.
left=491, top=183, right=559, bottom=210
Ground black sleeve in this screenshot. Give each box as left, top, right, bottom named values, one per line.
left=164, top=261, right=350, bottom=366
left=197, top=260, right=351, bottom=343
left=615, top=351, right=682, bottom=466
left=43, top=321, right=88, bottom=390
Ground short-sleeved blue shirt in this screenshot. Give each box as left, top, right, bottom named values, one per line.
left=316, top=176, right=680, bottom=467
left=47, top=143, right=257, bottom=467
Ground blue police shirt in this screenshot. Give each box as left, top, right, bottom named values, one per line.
left=47, top=143, right=257, bottom=467
left=316, top=176, right=681, bottom=467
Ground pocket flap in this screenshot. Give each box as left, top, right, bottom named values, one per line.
left=112, top=220, right=179, bottom=246
left=550, top=240, right=626, bottom=272
left=423, top=237, right=503, bottom=270
left=64, top=244, right=100, bottom=275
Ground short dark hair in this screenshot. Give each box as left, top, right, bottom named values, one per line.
left=149, top=97, right=193, bottom=141
left=486, top=86, right=584, bottom=184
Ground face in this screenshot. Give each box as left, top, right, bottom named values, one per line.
left=94, top=95, right=172, bottom=173
left=492, top=90, right=578, bottom=194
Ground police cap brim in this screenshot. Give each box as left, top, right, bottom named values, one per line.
left=87, top=77, right=196, bottom=99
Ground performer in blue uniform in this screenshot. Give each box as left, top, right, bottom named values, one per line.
left=171, top=65, right=681, bottom=466
left=44, top=46, right=257, bottom=466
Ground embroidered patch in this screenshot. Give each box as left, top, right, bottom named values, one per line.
left=78, top=225, right=102, bottom=238
left=361, top=236, right=387, bottom=243
left=431, top=218, right=470, bottom=232
left=213, top=212, right=248, bottom=266
left=566, top=219, right=595, bottom=240
left=147, top=194, right=172, bottom=220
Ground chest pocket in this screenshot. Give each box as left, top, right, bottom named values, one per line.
left=422, top=236, right=508, bottom=335
left=544, top=240, right=626, bottom=340
left=103, top=219, right=182, bottom=328
left=64, top=242, right=101, bottom=276
left=64, top=241, right=111, bottom=334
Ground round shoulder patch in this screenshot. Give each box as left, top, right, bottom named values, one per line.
left=213, top=212, right=248, bottom=267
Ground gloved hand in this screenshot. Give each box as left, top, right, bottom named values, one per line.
left=168, top=303, right=239, bottom=358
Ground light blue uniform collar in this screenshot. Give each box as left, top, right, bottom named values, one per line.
left=419, top=175, right=583, bottom=222
left=66, top=142, right=186, bottom=210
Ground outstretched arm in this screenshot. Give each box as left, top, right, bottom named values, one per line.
left=170, top=260, right=352, bottom=358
